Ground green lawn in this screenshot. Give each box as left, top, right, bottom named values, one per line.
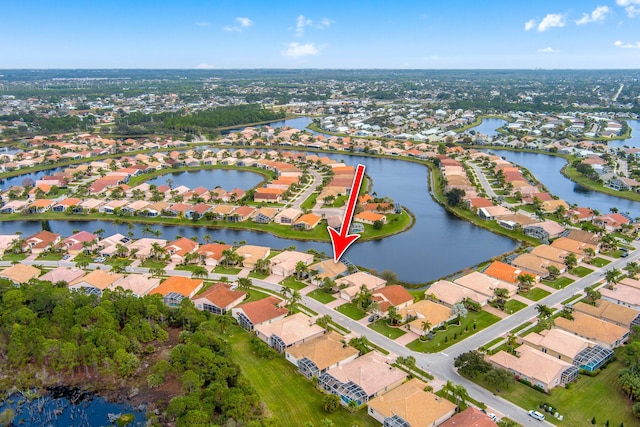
left=368, top=319, right=406, bottom=339
left=542, top=276, right=575, bottom=290
left=243, top=288, right=271, bottom=303
left=140, top=259, right=167, bottom=269
left=519, top=287, right=551, bottom=301
left=407, top=310, right=500, bottom=353
left=72, top=253, right=94, bottom=264
left=589, top=257, right=611, bottom=268
left=468, top=358, right=637, bottom=427
left=1, top=252, right=28, bottom=262
left=503, top=299, right=527, bottom=314
left=606, top=250, right=625, bottom=259
left=248, top=270, right=270, bottom=279
left=213, top=265, right=242, bottom=275
left=307, top=288, right=336, bottom=304
left=569, top=266, right=594, bottom=278
left=36, top=252, right=64, bottom=261
left=228, top=327, right=377, bottom=427
left=281, top=277, right=308, bottom=291
left=483, top=337, right=504, bottom=350
left=106, top=257, right=133, bottom=267
left=510, top=321, right=532, bottom=334
left=300, top=192, right=318, bottom=210
left=335, top=302, right=367, bottom=320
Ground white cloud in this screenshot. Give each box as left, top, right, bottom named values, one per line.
left=195, top=22, right=210, bottom=27
left=224, top=17, right=253, bottom=32
left=196, top=63, right=216, bottom=69
left=282, top=42, right=319, bottom=57
left=576, top=6, right=609, bottom=25
left=616, top=0, right=640, bottom=17
left=524, top=19, right=537, bottom=31
left=236, top=17, right=253, bottom=28
left=295, top=15, right=332, bottom=36
left=538, top=47, right=560, bottom=53
left=537, top=13, right=566, bottom=31
left=615, top=40, right=640, bottom=48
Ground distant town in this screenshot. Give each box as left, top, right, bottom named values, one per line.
left=1, top=69, right=640, bottom=427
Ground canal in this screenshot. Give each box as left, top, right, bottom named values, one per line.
left=146, top=168, right=263, bottom=190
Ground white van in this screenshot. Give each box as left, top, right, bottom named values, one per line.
left=528, top=410, right=545, bottom=421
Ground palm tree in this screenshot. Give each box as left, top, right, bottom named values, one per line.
left=93, top=228, right=105, bottom=239
left=564, top=253, right=578, bottom=270
left=517, top=273, right=535, bottom=293
left=386, top=305, right=401, bottom=326
left=295, top=261, right=309, bottom=280
left=203, top=234, right=212, bottom=244
left=420, top=320, right=432, bottom=340
left=213, top=314, right=234, bottom=334
left=535, top=304, right=553, bottom=320
left=286, top=289, right=301, bottom=313
left=151, top=243, right=166, bottom=261
left=453, top=384, right=469, bottom=407
left=149, top=267, right=165, bottom=278
left=605, top=268, right=622, bottom=289
left=546, top=265, right=560, bottom=280
left=191, top=266, right=208, bottom=279
left=354, top=284, right=373, bottom=311
left=443, top=380, right=455, bottom=400
left=254, top=257, right=270, bottom=275
left=624, top=262, right=639, bottom=278
left=585, top=286, right=601, bottom=305
left=493, top=288, right=509, bottom=310
left=583, top=247, right=596, bottom=262
left=236, top=277, right=252, bottom=294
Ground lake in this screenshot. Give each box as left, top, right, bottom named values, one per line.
left=483, top=149, right=640, bottom=218
left=146, top=168, right=263, bottom=190
left=467, top=118, right=508, bottom=137
left=0, top=389, right=145, bottom=427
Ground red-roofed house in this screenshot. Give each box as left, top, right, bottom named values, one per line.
left=192, top=283, right=247, bottom=315
left=232, top=296, right=288, bottom=331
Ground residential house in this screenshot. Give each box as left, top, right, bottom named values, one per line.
left=97, top=233, right=131, bottom=257
left=52, top=197, right=82, bottom=213
left=337, top=272, right=387, bottom=301
left=61, top=231, right=98, bottom=255
left=401, top=300, right=454, bottom=334
left=520, top=328, right=613, bottom=372
left=483, top=261, right=527, bottom=285
left=426, top=280, right=486, bottom=307
left=564, top=229, right=600, bottom=247
left=69, top=269, right=124, bottom=296
left=100, top=199, right=128, bottom=214
left=253, top=207, right=278, bottom=224
left=0, top=264, right=41, bottom=285
left=530, top=244, right=575, bottom=265
left=309, top=259, right=348, bottom=280
left=371, top=285, right=414, bottom=314
left=231, top=295, right=288, bottom=331
left=24, top=230, right=61, bottom=254
left=269, top=250, right=315, bottom=277
left=227, top=206, right=255, bottom=223
left=599, top=284, right=640, bottom=311
left=285, top=331, right=359, bottom=378
left=593, top=213, right=632, bottom=232
left=0, top=200, right=28, bottom=214
left=274, top=207, right=302, bottom=225
left=354, top=212, right=386, bottom=225
left=254, top=187, right=285, bottom=203
left=164, top=237, right=199, bottom=264
left=487, top=345, right=579, bottom=392
left=184, top=203, right=213, bottom=220
left=550, top=237, right=599, bottom=257
left=510, top=253, right=563, bottom=279
left=192, top=283, right=247, bottom=315
left=440, top=407, right=499, bottom=427
left=478, top=206, right=513, bottom=220
left=293, top=213, right=322, bottom=230
left=27, top=199, right=55, bottom=214
left=142, top=201, right=170, bottom=217
left=523, top=221, right=566, bottom=241
left=121, top=200, right=150, bottom=216
left=255, top=313, right=325, bottom=352
left=453, top=271, right=519, bottom=299
left=113, top=274, right=161, bottom=297
left=40, top=267, right=85, bottom=285
left=555, top=312, right=629, bottom=349
left=235, top=245, right=271, bottom=269
left=572, top=300, right=640, bottom=328
left=196, top=243, right=233, bottom=267
left=318, top=351, right=407, bottom=406
left=149, top=276, right=204, bottom=306
left=367, top=378, right=457, bottom=427
left=126, top=238, right=167, bottom=260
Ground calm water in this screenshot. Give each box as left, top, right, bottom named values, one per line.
left=146, top=169, right=263, bottom=190
left=607, top=119, right=640, bottom=149
left=1, top=167, right=63, bottom=189
left=467, top=118, right=507, bottom=137
left=0, top=391, right=145, bottom=427
left=0, top=152, right=518, bottom=283
left=223, top=116, right=319, bottom=135
left=484, top=149, right=640, bottom=218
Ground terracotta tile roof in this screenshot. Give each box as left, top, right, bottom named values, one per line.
left=0, top=264, right=40, bottom=284
left=440, top=407, right=498, bottom=427
left=69, top=269, right=123, bottom=290
left=149, top=276, right=204, bottom=298
left=285, top=331, right=359, bottom=371
left=555, top=312, right=629, bottom=347
left=254, top=313, right=325, bottom=346
left=324, top=351, right=406, bottom=397
left=372, top=285, right=413, bottom=306
left=197, top=243, right=232, bottom=260
left=40, top=266, right=85, bottom=284
left=488, top=345, right=573, bottom=386
left=484, top=261, right=522, bottom=285
left=25, top=230, right=60, bottom=249
left=192, top=283, right=246, bottom=308
left=234, top=295, right=288, bottom=325
left=574, top=300, right=639, bottom=327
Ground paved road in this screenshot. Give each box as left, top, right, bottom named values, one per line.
left=468, top=162, right=500, bottom=200
left=289, top=168, right=323, bottom=210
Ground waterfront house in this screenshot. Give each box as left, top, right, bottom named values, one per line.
left=100, top=199, right=128, bottom=214
left=353, top=212, right=386, bottom=225
left=142, top=201, right=171, bottom=217
left=309, top=259, right=348, bottom=280
left=427, top=280, right=486, bottom=307
left=253, top=207, right=278, bottom=224
left=274, top=207, right=302, bottom=225
left=523, top=220, right=566, bottom=241
left=27, top=199, right=55, bottom=214
left=293, top=213, right=323, bottom=230
left=165, top=237, right=199, bottom=264
left=269, top=250, right=315, bottom=277
left=24, top=230, right=61, bottom=254
left=337, top=272, right=387, bottom=301
left=126, top=238, right=167, bottom=260
left=196, top=243, right=232, bottom=267
left=0, top=200, right=28, bottom=214
left=61, top=231, right=98, bottom=254
left=227, top=205, right=255, bottom=223
left=235, top=245, right=270, bottom=269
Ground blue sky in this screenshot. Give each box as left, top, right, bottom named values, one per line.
left=2, top=0, right=640, bottom=69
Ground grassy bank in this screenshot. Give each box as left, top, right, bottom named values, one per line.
left=562, top=163, right=640, bottom=202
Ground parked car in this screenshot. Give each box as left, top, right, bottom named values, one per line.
left=368, top=314, right=380, bottom=322
left=62, top=254, right=70, bottom=260
left=528, top=410, right=545, bottom=421
left=487, top=413, right=497, bottom=422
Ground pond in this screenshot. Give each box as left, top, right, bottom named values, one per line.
left=145, top=168, right=263, bottom=190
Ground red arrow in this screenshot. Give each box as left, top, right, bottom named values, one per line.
left=327, top=164, right=366, bottom=263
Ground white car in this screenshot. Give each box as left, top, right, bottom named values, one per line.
left=528, top=410, right=545, bottom=421
left=487, top=413, right=497, bottom=422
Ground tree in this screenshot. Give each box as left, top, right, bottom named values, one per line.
left=387, top=305, right=401, bottom=326
left=625, top=262, right=639, bottom=279
left=451, top=302, right=468, bottom=319
left=420, top=320, right=432, bottom=339
left=191, top=266, right=208, bottom=279
left=372, top=220, right=384, bottom=230
left=564, top=252, right=578, bottom=270
left=517, top=273, right=535, bottom=293
left=605, top=268, right=622, bottom=289
left=585, top=286, right=601, bottom=305
left=322, top=394, right=340, bottom=413
left=493, top=288, right=509, bottom=310
left=584, top=247, right=596, bottom=261
left=445, top=188, right=465, bottom=207
left=453, top=384, right=469, bottom=406
left=150, top=267, right=165, bottom=278
left=353, top=284, right=373, bottom=311
left=380, top=269, right=399, bottom=283
left=484, top=367, right=515, bottom=391
left=237, top=277, right=252, bottom=294
left=295, top=261, right=309, bottom=280
left=546, top=265, right=560, bottom=280
left=254, top=257, right=270, bottom=275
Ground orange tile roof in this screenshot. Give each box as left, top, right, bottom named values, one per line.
left=235, top=296, right=288, bottom=324
left=150, top=276, right=203, bottom=297
left=193, top=283, right=246, bottom=308
left=483, top=261, right=521, bottom=285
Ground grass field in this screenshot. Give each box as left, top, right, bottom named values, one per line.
left=368, top=319, right=406, bottom=339
left=407, top=311, right=500, bottom=353
left=519, top=287, right=551, bottom=301
left=228, top=327, right=377, bottom=427
left=469, top=358, right=637, bottom=427
left=281, top=277, right=308, bottom=291
left=589, top=257, right=611, bottom=268
left=213, top=265, right=242, bottom=275
left=307, top=288, right=336, bottom=304
left=1, top=252, right=28, bottom=261
left=569, top=266, right=594, bottom=278
left=503, top=299, right=527, bottom=314
left=140, top=259, right=167, bottom=269
left=335, top=302, right=367, bottom=320
left=542, top=276, right=575, bottom=289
